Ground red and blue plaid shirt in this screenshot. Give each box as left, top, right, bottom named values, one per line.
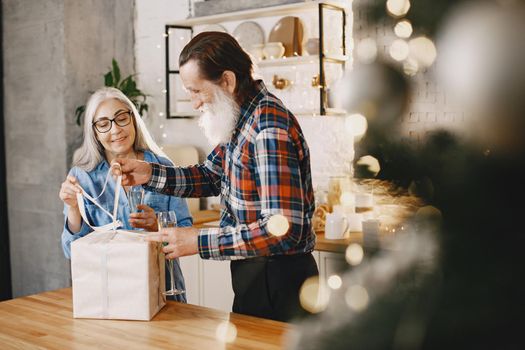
left=146, top=81, right=316, bottom=260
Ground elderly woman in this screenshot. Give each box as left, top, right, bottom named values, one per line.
left=59, top=87, right=192, bottom=302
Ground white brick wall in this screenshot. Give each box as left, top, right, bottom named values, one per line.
left=352, top=0, right=468, bottom=145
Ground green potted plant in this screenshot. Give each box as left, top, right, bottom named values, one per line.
left=75, top=59, right=149, bottom=125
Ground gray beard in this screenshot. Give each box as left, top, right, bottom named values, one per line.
left=198, top=87, right=240, bottom=145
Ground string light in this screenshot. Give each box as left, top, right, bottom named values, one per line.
left=327, top=275, right=343, bottom=290
left=394, top=20, right=413, bottom=39
left=159, top=112, right=164, bottom=117
left=345, top=285, right=369, bottom=312
left=156, top=44, right=161, bottom=49
left=267, top=214, right=289, bottom=237
left=386, top=0, right=411, bottom=17
left=345, top=113, right=368, bottom=139
left=390, top=39, right=409, bottom=61
left=299, top=276, right=330, bottom=313
left=408, top=36, right=437, bottom=67
left=345, top=243, right=364, bottom=266
left=356, top=155, right=381, bottom=176
left=403, top=58, right=419, bottom=76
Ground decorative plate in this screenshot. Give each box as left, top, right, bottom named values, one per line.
left=232, top=21, right=265, bottom=51
left=269, top=16, right=306, bottom=57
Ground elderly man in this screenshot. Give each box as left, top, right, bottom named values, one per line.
left=114, top=32, right=318, bottom=322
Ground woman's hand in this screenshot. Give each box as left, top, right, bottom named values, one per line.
left=129, top=204, right=158, bottom=232
left=59, top=175, right=82, bottom=208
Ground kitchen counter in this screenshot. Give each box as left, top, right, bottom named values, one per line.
left=0, top=288, right=291, bottom=349
left=192, top=180, right=422, bottom=254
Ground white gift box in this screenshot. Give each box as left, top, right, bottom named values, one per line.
left=71, top=230, right=166, bottom=320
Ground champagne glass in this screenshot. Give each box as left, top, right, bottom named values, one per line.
left=157, top=211, right=185, bottom=296
left=127, top=185, right=144, bottom=213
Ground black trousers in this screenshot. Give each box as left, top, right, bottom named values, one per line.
left=230, top=252, right=319, bottom=322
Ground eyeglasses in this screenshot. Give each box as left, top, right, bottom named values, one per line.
left=92, top=110, right=132, bottom=133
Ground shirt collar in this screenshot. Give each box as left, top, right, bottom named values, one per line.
left=234, top=80, right=267, bottom=132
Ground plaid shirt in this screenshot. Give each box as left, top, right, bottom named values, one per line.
left=146, top=81, right=316, bottom=260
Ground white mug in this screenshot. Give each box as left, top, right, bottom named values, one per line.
left=325, top=212, right=349, bottom=240
left=347, top=213, right=363, bottom=232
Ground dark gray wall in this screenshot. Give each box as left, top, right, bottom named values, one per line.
left=2, top=0, right=134, bottom=297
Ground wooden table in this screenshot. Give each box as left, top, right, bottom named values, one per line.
left=0, top=288, right=291, bottom=349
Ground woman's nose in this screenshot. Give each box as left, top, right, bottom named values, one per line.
left=110, top=122, right=123, bottom=134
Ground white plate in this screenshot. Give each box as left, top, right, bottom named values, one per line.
left=232, top=21, right=264, bottom=51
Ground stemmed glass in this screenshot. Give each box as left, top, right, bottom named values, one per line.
left=157, top=211, right=185, bottom=296
left=126, top=185, right=144, bottom=213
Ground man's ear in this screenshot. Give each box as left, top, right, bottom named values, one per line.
left=221, top=70, right=236, bottom=94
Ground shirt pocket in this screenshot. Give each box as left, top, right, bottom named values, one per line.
left=144, top=193, right=168, bottom=213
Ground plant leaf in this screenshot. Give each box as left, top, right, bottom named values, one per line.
left=104, top=71, right=113, bottom=87
left=112, top=59, right=121, bottom=86
left=75, top=105, right=86, bottom=126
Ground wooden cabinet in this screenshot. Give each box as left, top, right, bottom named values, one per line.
left=179, top=254, right=234, bottom=312
left=181, top=249, right=344, bottom=312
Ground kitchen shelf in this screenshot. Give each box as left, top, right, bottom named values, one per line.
left=173, top=0, right=347, bottom=26
left=256, top=54, right=348, bottom=67
left=165, top=0, right=348, bottom=117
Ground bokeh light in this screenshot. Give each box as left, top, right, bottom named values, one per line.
left=299, top=276, right=330, bottom=314
left=403, top=58, right=419, bottom=76
left=345, top=285, right=369, bottom=312
left=327, top=275, right=343, bottom=290
left=394, top=20, right=413, bottom=39
left=215, top=321, right=237, bottom=343
left=386, top=0, right=410, bottom=17
left=409, top=36, right=437, bottom=67
left=344, top=113, right=368, bottom=140
left=356, top=38, right=378, bottom=63
left=389, top=39, right=409, bottom=61
left=356, top=155, right=381, bottom=177
left=267, top=214, right=290, bottom=237
left=345, top=243, right=364, bottom=266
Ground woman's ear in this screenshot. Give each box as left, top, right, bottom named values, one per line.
left=221, top=70, right=236, bottom=94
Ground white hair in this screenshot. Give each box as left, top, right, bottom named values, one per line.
left=72, top=87, right=167, bottom=171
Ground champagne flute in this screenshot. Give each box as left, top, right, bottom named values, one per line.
left=127, top=185, right=144, bottom=213
left=157, top=211, right=185, bottom=296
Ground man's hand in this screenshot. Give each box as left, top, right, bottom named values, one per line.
left=111, top=158, right=152, bottom=186
left=146, top=227, right=199, bottom=259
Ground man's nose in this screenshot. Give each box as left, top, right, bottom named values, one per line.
left=192, top=98, right=203, bottom=111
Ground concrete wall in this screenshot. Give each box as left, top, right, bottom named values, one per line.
left=3, top=0, right=134, bottom=297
